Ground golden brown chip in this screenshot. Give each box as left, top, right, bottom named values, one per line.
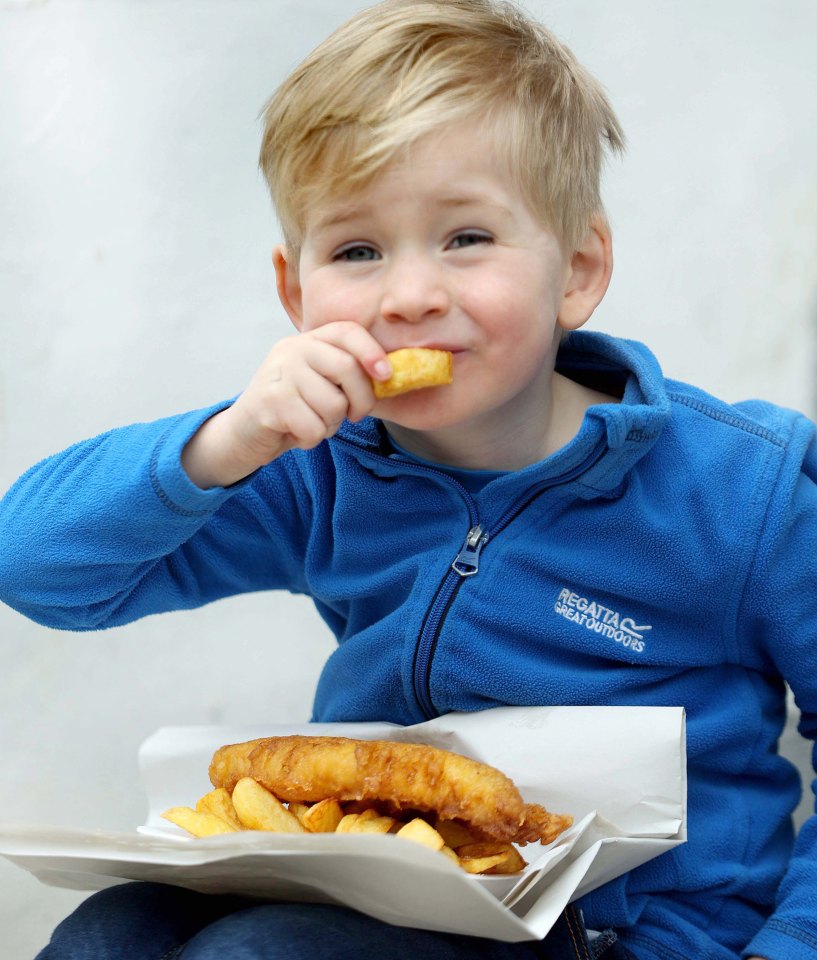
left=176, top=782, right=525, bottom=876
left=300, top=798, right=345, bottom=833
left=395, top=817, right=446, bottom=851
left=287, top=802, right=311, bottom=822
left=373, top=348, right=453, bottom=399
left=196, top=788, right=243, bottom=830
left=336, top=813, right=361, bottom=833
left=162, top=806, right=239, bottom=838
left=488, top=847, right=528, bottom=875
left=346, top=815, right=397, bottom=835
left=440, top=845, right=460, bottom=866
left=232, top=777, right=306, bottom=833
left=456, top=842, right=527, bottom=875
left=434, top=819, right=479, bottom=849
left=457, top=853, right=509, bottom=874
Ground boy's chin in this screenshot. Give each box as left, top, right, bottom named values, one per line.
left=376, top=391, right=461, bottom=433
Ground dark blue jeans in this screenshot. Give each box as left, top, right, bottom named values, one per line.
left=34, top=882, right=631, bottom=959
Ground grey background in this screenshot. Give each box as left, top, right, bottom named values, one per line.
left=1, top=1, right=816, bottom=956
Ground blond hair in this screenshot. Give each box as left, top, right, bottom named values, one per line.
left=259, top=0, right=624, bottom=256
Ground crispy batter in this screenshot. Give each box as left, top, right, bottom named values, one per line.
left=373, top=348, right=453, bottom=399
left=209, top=735, right=571, bottom=846
left=514, top=802, right=575, bottom=846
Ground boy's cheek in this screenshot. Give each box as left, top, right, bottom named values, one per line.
left=301, top=291, right=372, bottom=333
left=298, top=295, right=337, bottom=331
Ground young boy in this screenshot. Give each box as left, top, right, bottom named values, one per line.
left=1, top=1, right=814, bottom=958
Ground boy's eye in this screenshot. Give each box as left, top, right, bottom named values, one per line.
left=334, top=245, right=380, bottom=262
left=448, top=231, right=492, bottom=249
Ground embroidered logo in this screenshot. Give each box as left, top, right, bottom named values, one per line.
left=554, top=587, right=651, bottom=654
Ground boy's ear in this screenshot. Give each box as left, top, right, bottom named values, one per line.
left=557, top=219, right=613, bottom=332
left=272, top=244, right=304, bottom=330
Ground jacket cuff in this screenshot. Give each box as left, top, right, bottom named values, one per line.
left=150, top=400, right=250, bottom=515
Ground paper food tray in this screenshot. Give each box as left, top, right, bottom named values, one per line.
left=0, top=706, right=686, bottom=942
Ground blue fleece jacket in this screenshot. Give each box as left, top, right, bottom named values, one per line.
left=1, top=331, right=816, bottom=960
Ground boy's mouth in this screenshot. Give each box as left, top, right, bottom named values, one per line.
left=389, top=343, right=465, bottom=355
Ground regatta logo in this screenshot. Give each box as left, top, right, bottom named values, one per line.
left=554, top=587, right=651, bottom=654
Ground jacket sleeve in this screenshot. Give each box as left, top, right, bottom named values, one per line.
left=740, top=414, right=817, bottom=960
left=0, top=403, right=313, bottom=631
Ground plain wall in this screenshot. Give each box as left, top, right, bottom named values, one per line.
left=1, top=1, right=816, bottom=956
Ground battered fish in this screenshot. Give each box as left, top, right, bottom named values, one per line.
left=209, top=735, right=572, bottom=846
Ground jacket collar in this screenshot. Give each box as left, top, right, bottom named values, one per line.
left=333, top=331, right=671, bottom=500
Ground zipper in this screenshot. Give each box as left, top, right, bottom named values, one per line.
left=413, top=439, right=607, bottom=718
left=451, top=523, right=488, bottom=576
left=412, top=575, right=464, bottom=718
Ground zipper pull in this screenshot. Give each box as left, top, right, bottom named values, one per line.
left=451, top=524, right=488, bottom=577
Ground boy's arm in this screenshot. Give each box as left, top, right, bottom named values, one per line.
left=0, top=322, right=389, bottom=630
left=739, top=420, right=817, bottom=960
left=0, top=403, right=312, bottom=630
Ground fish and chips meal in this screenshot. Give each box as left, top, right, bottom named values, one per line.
left=372, top=348, right=454, bottom=399
left=163, top=735, right=573, bottom=876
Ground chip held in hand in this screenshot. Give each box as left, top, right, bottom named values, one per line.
left=373, top=348, right=454, bottom=399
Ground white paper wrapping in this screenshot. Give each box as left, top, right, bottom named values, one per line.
left=0, top=706, right=686, bottom=942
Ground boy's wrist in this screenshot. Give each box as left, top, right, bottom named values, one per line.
left=181, top=408, right=267, bottom=490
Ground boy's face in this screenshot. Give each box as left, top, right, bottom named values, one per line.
left=275, top=121, right=599, bottom=459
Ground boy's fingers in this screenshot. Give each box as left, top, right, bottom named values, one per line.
left=299, top=337, right=383, bottom=422
left=303, top=344, right=375, bottom=422
left=277, top=398, right=335, bottom=450
left=310, top=321, right=392, bottom=382
left=371, top=357, right=392, bottom=381
left=264, top=354, right=367, bottom=447
left=295, top=374, right=351, bottom=432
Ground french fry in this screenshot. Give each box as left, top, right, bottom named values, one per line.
left=395, top=817, right=445, bottom=851
left=174, top=779, right=529, bottom=875
left=196, top=788, right=243, bottom=830
left=231, top=777, right=306, bottom=833
left=300, top=798, right=345, bottom=833
left=287, top=802, right=311, bottom=823
left=336, top=813, right=361, bottom=833
left=434, top=819, right=479, bottom=849
left=346, top=814, right=397, bottom=835
left=440, top=845, right=460, bottom=865
left=456, top=842, right=527, bottom=875
left=490, top=846, right=527, bottom=875
left=162, top=806, right=239, bottom=837
left=457, top=852, right=509, bottom=874
left=488, top=849, right=527, bottom=874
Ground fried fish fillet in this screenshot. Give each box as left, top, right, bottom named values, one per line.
left=209, top=735, right=572, bottom=846
left=373, top=348, right=454, bottom=399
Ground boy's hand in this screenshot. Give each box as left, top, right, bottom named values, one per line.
left=182, top=322, right=391, bottom=489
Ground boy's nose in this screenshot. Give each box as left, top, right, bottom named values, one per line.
left=379, top=255, right=450, bottom=324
